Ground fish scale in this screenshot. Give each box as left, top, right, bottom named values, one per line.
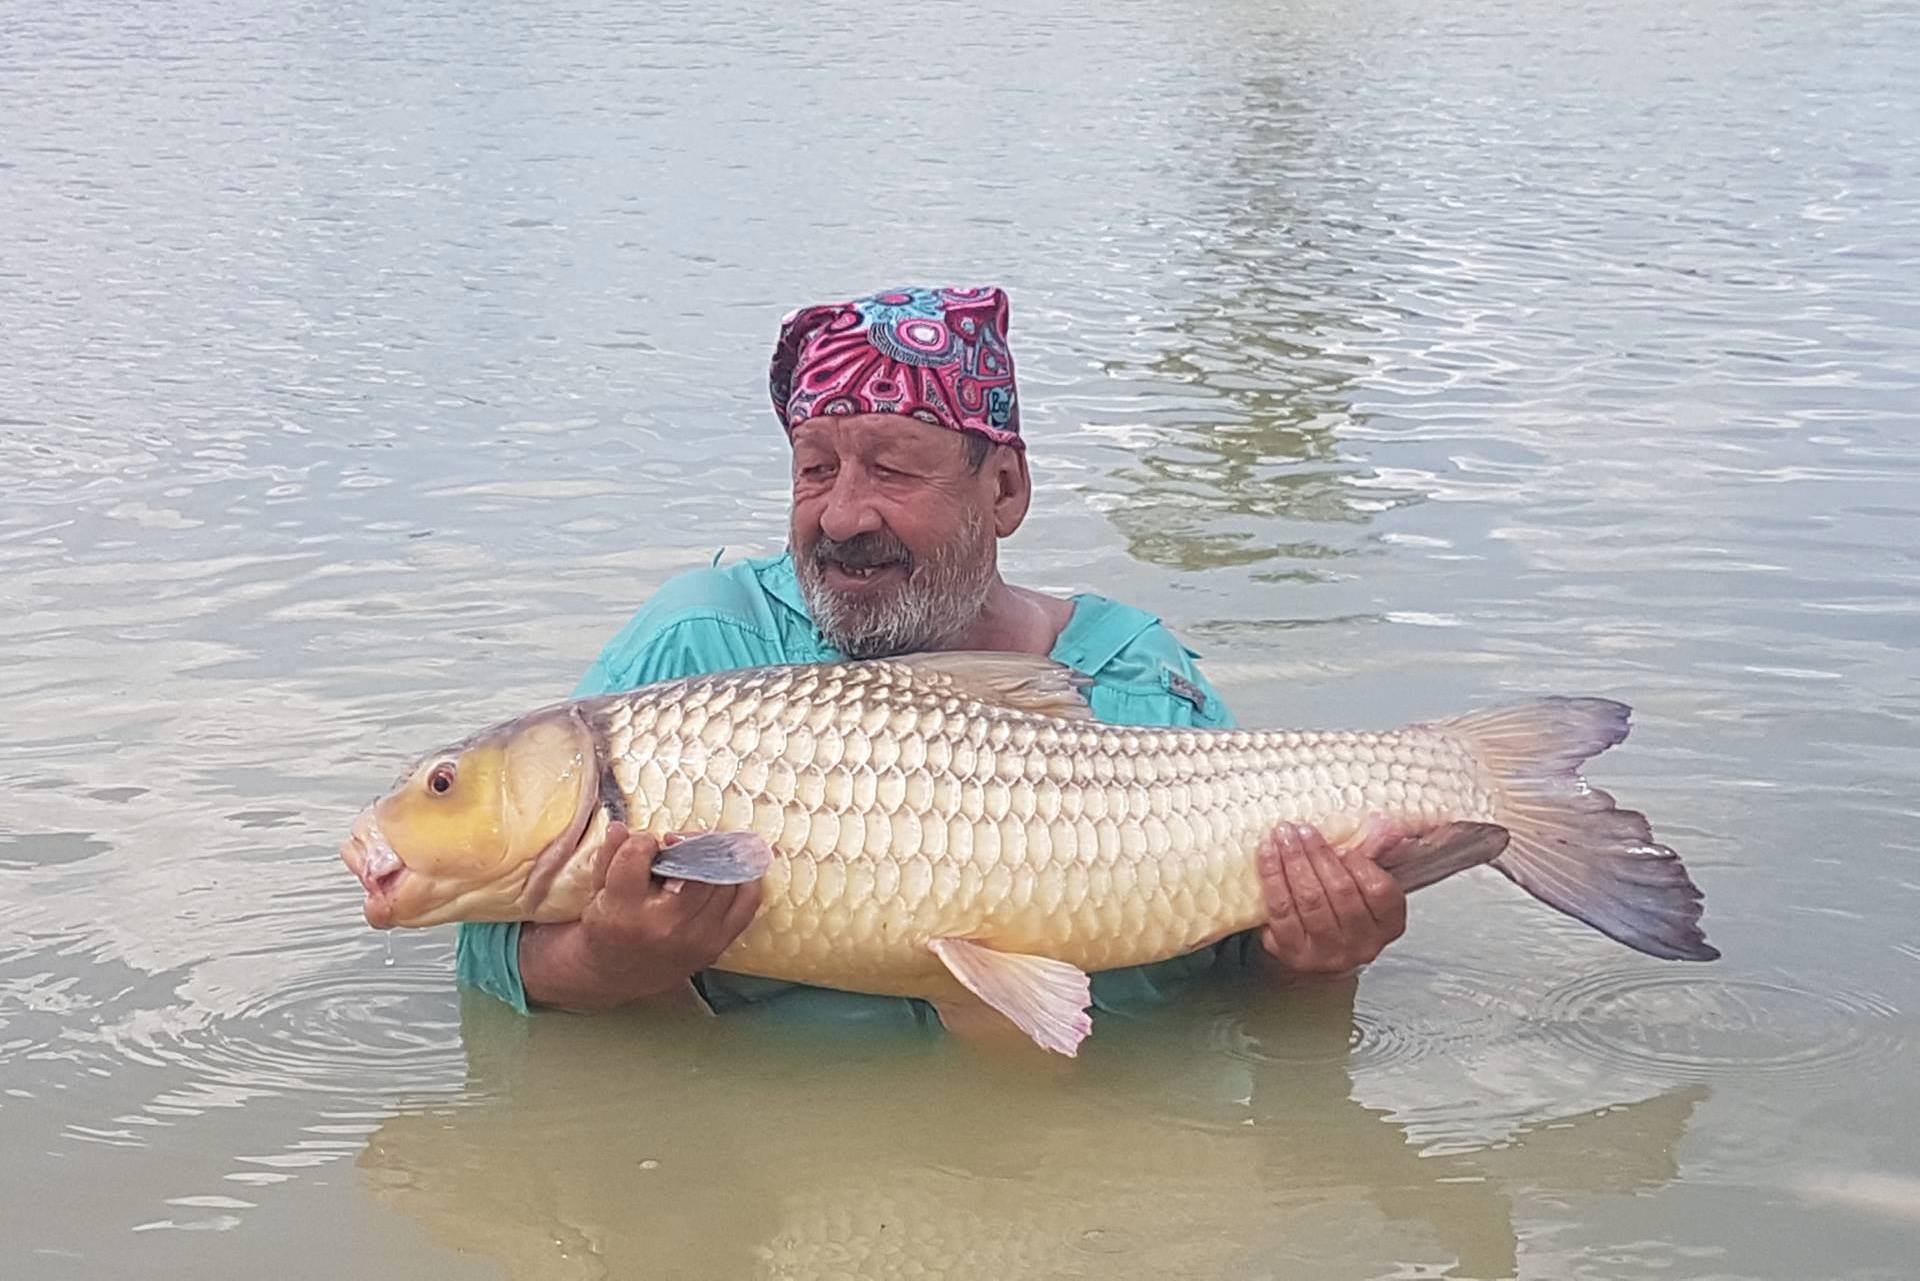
left=591, top=659, right=1494, bottom=994
left=345, top=649, right=1718, bottom=1055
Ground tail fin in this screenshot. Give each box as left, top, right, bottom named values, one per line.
left=1434, top=697, right=1719, bottom=962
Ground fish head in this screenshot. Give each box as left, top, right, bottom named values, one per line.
left=341, top=704, right=601, bottom=928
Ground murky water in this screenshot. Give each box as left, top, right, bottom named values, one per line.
left=4, top=0, right=1918, bottom=1275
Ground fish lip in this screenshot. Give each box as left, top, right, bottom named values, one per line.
left=341, top=809, right=406, bottom=929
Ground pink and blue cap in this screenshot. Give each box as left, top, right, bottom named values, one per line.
left=768, top=285, right=1023, bottom=450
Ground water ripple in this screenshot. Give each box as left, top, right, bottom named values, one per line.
left=80, top=959, right=464, bottom=1110
left=1210, top=999, right=1509, bottom=1075
left=1533, top=968, right=1906, bottom=1087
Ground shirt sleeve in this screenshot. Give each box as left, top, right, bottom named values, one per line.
left=454, top=611, right=782, bottom=1014
left=572, top=605, right=783, bottom=698
left=1085, top=654, right=1237, bottom=731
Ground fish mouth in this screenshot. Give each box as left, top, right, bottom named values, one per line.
left=341, top=808, right=407, bottom=929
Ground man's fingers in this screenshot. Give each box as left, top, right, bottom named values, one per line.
left=718, top=879, right=764, bottom=945
left=663, top=881, right=761, bottom=968
left=1257, top=829, right=1313, bottom=966
left=1256, top=828, right=1293, bottom=919
left=1254, top=830, right=1288, bottom=933
left=681, top=876, right=748, bottom=931
left=1300, top=824, right=1375, bottom=936
left=1255, top=817, right=1417, bottom=980
left=1257, top=825, right=1330, bottom=932
left=591, top=821, right=631, bottom=896
left=1276, top=824, right=1341, bottom=940
left=1345, top=847, right=1408, bottom=934
left=1340, top=812, right=1410, bottom=933
left=698, top=882, right=763, bottom=957
left=1261, top=918, right=1313, bottom=968
left=599, top=827, right=664, bottom=902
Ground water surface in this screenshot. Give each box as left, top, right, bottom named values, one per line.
left=3, top=0, right=1918, bottom=1276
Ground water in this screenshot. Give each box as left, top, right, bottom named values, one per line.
left=3, top=0, right=1917, bottom=1275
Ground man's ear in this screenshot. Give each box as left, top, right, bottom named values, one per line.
left=989, top=445, right=1031, bottom=538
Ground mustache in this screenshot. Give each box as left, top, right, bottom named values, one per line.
left=811, top=531, right=915, bottom=571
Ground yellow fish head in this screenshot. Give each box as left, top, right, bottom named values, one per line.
left=341, top=704, right=600, bottom=928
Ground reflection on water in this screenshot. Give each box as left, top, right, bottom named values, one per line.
left=1095, top=69, right=1399, bottom=576
left=3, top=0, right=1919, bottom=1276
left=357, top=987, right=1706, bottom=1280
left=1100, top=284, right=1376, bottom=575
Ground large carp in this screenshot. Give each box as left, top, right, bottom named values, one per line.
left=339, top=653, right=1716, bottom=1054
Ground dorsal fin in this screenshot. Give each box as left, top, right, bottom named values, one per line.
left=883, top=651, right=1095, bottom=721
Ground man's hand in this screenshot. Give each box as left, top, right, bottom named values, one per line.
left=520, top=821, right=764, bottom=1012
left=1255, top=814, right=1409, bottom=982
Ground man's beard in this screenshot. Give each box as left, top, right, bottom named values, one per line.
left=795, top=510, right=996, bottom=659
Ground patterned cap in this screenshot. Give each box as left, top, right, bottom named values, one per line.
left=768, top=285, right=1022, bottom=449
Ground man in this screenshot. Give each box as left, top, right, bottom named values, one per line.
left=457, top=284, right=1409, bottom=1025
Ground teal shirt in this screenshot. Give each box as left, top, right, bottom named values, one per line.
left=455, top=550, right=1255, bottom=1026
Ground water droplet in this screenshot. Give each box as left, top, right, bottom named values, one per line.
left=383, top=935, right=394, bottom=968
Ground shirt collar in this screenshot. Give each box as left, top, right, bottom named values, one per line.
left=758, top=547, right=812, bottom=619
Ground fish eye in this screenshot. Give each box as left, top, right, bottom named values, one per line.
left=427, top=762, right=457, bottom=795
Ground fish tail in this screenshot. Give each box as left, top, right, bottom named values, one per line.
left=1435, top=697, right=1720, bottom=962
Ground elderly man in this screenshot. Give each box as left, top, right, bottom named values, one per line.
left=456, top=285, right=1409, bottom=1024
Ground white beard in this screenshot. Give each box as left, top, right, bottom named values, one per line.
left=795, top=508, right=996, bottom=659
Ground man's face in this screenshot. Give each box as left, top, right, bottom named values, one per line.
left=789, top=414, right=1003, bottom=658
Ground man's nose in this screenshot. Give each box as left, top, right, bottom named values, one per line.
left=818, top=472, right=884, bottom=542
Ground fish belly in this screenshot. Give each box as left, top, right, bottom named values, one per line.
left=594, top=663, right=1495, bottom=998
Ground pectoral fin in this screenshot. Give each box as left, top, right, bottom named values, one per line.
left=650, top=832, right=775, bottom=885
left=928, top=937, right=1093, bottom=1056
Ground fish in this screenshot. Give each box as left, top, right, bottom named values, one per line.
left=338, top=652, right=1718, bottom=1055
